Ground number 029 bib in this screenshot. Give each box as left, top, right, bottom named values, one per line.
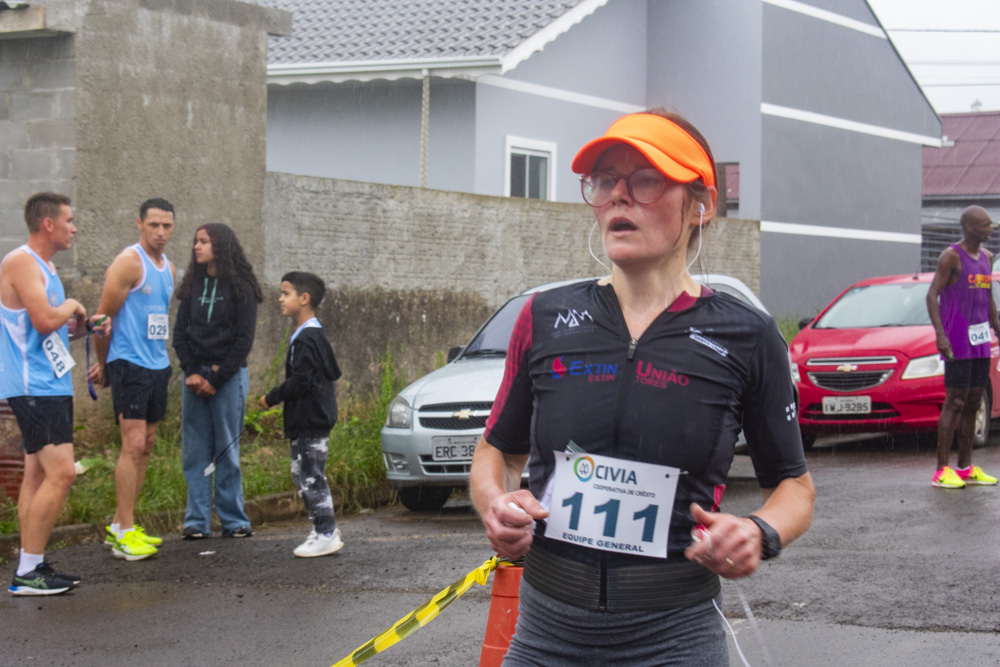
left=546, top=452, right=679, bottom=559
left=147, top=313, right=169, bottom=340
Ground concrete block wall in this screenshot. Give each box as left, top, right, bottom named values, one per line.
left=0, top=34, right=77, bottom=270
left=257, top=172, right=761, bottom=393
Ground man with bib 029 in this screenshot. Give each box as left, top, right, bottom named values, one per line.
left=2, top=193, right=110, bottom=595
left=927, top=205, right=1000, bottom=489
left=89, top=199, right=177, bottom=559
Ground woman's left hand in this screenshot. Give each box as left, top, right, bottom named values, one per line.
left=684, top=503, right=762, bottom=579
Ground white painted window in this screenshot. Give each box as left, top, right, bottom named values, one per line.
left=505, top=136, right=556, bottom=201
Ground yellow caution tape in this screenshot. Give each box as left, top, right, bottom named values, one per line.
left=331, top=555, right=500, bottom=667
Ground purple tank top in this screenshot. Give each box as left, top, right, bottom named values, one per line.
left=940, top=243, right=992, bottom=359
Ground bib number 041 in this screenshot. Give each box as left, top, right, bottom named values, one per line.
left=545, top=452, right=679, bottom=559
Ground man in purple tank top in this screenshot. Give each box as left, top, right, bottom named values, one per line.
left=926, top=206, right=1000, bottom=489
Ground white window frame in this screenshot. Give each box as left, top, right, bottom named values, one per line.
left=504, top=136, right=557, bottom=201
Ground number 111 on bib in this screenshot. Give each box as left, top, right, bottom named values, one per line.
left=545, top=452, right=678, bottom=559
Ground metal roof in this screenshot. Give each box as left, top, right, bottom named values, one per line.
left=923, top=112, right=1000, bottom=198
left=243, top=0, right=609, bottom=84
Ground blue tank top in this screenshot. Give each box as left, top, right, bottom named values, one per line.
left=107, top=244, right=174, bottom=370
left=0, top=245, right=74, bottom=398
left=940, top=243, right=992, bottom=360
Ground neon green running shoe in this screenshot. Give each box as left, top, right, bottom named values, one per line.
left=111, top=529, right=158, bottom=562
left=960, top=465, right=998, bottom=486
left=932, top=466, right=965, bottom=489
left=133, top=524, right=163, bottom=546
left=104, top=525, right=116, bottom=548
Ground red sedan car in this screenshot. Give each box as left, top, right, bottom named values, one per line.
left=790, top=272, right=1000, bottom=449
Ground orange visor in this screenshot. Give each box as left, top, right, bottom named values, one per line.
left=571, top=113, right=715, bottom=187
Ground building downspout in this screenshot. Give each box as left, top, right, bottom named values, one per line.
left=420, top=68, right=430, bottom=188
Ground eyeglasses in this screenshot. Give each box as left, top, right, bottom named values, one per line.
left=579, top=168, right=669, bottom=207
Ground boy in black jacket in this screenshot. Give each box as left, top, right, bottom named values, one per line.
left=259, top=272, right=343, bottom=557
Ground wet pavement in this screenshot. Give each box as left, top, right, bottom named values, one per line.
left=2, top=435, right=1000, bottom=666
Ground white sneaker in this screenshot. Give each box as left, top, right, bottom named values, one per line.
left=293, top=528, right=344, bottom=558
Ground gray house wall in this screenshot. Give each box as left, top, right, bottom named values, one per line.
left=757, top=0, right=940, bottom=316
left=266, top=78, right=477, bottom=192
left=473, top=0, right=647, bottom=202
left=646, top=0, right=764, bottom=221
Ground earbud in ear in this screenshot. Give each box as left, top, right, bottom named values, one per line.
left=698, top=202, right=706, bottom=214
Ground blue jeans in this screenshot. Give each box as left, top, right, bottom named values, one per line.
left=181, top=367, right=251, bottom=534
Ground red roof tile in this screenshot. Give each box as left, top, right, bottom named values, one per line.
left=924, top=112, right=1000, bottom=197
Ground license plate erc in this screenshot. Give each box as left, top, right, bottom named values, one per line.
left=431, top=437, right=478, bottom=461
left=822, top=396, right=871, bottom=415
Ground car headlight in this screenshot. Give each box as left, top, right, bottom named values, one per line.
left=385, top=396, right=412, bottom=429
left=789, top=354, right=801, bottom=384
left=902, top=354, right=945, bottom=380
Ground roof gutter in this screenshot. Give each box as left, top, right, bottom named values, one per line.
left=268, top=55, right=503, bottom=86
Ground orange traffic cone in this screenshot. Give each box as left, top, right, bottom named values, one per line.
left=479, top=560, right=523, bottom=667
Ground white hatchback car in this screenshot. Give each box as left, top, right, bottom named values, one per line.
left=380, top=274, right=768, bottom=511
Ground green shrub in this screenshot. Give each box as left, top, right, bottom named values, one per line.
left=1, top=345, right=410, bottom=534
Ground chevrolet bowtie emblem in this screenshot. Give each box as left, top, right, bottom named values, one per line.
left=453, top=409, right=475, bottom=419
left=836, top=364, right=858, bottom=372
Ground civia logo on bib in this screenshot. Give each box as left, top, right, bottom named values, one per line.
left=574, top=456, right=595, bottom=482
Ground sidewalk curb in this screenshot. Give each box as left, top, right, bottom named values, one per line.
left=0, top=491, right=307, bottom=560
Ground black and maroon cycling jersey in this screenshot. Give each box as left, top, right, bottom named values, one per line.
left=485, top=279, right=807, bottom=566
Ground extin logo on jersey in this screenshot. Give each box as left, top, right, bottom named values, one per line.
left=550, top=355, right=618, bottom=381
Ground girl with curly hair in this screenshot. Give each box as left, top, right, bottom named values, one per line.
left=173, top=223, right=263, bottom=539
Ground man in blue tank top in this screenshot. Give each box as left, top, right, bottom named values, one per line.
left=927, top=206, right=1000, bottom=489
left=89, top=199, right=176, bottom=561
left=1, top=192, right=110, bottom=595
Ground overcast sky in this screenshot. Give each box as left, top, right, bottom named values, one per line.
left=866, top=0, right=1000, bottom=114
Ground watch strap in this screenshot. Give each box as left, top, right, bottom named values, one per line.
left=747, top=515, right=782, bottom=560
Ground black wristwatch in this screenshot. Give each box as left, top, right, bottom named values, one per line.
left=747, top=515, right=782, bottom=560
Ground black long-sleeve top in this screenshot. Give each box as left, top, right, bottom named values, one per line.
left=263, top=323, right=341, bottom=439
left=172, top=275, right=257, bottom=389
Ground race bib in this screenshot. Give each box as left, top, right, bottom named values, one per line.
left=43, top=331, right=75, bottom=378
left=147, top=313, right=169, bottom=340
left=545, top=452, right=679, bottom=559
left=968, top=321, right=990, bottom=346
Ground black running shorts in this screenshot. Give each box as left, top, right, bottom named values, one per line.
left=108, top=359, right=173, bottom=423
left=8, top=395, right=74, bottom=454
left=944, top=358, right=990, bottom=389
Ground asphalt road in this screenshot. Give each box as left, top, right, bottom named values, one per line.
left=2, top=436, right=1000, bottom=667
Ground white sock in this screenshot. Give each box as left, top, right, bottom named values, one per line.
left=17, top=550, right=44, bottom=577
left=117, top=525, right=133, bottom=540
left=110, top=522, right=121, bottom=534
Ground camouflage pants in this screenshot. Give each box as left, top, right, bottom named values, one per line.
left=290, top=436, right=336, bottom=534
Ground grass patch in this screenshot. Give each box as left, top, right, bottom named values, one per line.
left=776, top=316, right=804, bottom=344
left=0, top=345, right=411, bottom=534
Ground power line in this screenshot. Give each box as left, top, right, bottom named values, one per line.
left=922, top=82, right=1000, bottom=88
left=887, top=28, right=1000, bottom=33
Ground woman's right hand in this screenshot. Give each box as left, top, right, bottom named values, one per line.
left=482, top=489, right=548, bottom=560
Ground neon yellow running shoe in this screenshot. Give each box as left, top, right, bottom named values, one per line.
left=104, top=525, right=116, bottom=548
left=932, top=466, right=966, bottom=489
left=111, top=529, right=158, bottom=561
left=960, top=465, right=998, bottom=486
left=133, top=524, right=163, bottom=546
